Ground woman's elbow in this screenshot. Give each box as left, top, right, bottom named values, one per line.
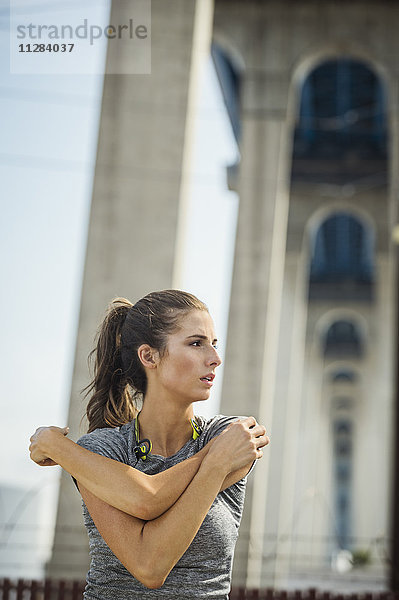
left=129, top=502, right=152, bottom=521
left=125, top=524, right=172, bottom=587
left=125, top=490, right=160, bottom=520
left=126, top=486, right=164, bottom=521
left=142, top=576, right=166, bottom=590
left=131, top=497, right=165, bottom=521
left=132, top=563, right=168, bottom=589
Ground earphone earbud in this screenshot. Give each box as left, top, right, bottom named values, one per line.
left=190, top=418, right=202, bottom=440
left=134, top=438, right=152, bottom=461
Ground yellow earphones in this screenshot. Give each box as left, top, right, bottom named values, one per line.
left=134, top=415, right=203, bottom=461
left=190, top=418, right=202, bottom=440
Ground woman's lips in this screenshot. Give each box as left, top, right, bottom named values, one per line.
left=200, top=374, right=215, bottom=387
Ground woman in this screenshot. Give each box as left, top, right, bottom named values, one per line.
left=30, top=290, right=269, bottom=599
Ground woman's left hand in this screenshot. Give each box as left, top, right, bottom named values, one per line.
left=29, top=426, right=69, bottom=466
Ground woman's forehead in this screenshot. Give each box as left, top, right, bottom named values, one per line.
left=176, top=309, right=215, bottom=336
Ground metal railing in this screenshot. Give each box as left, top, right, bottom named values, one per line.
left=2, top=579, right=399, bottom=600
left=0, top=579, right=85, bottom=600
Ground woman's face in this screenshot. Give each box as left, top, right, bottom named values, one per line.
left=155, top=309, right=222, bottom=404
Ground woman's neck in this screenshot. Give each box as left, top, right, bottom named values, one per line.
left=137, top=398, right=195, bottom=458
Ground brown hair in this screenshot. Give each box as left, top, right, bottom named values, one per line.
left=84, top=290, right=208, bottom=433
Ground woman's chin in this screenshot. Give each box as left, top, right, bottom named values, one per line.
left=193, top=392, right=211, bottom=403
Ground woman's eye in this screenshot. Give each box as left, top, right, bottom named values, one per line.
left=190, top=340, right=218, bottom=349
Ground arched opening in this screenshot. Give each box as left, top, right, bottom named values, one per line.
left=292, top=58, right=387, bottom=184
left=323, top=320, right=364, bottom=358
left=309, top=211, right=374, bottom=301
left=330, top=369, right=358, bottom=384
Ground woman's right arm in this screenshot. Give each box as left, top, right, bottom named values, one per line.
left=29, top=427, right=211, bottom=520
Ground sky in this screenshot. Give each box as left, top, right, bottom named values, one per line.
left=0, top=0, right=239, bottom=576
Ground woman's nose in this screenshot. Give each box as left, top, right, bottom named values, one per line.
left=209, top=347, right=222, bottom=367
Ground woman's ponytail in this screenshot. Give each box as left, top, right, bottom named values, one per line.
left=85, top=298, right=137, bottom=433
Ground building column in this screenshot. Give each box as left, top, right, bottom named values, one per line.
left=46, top=0, right=211, bottom=579
left=271, top=248, right=310, bottom=587
left=388, top=73, right=399, bottom=591
left=219, top=69, right=293, bottom=588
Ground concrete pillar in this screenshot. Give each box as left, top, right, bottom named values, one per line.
left=293, top=316, right=328, bottom=571
left=353, top=261, right=393, bottom=571
left=47, top=0, right=207, bottom=579
left=271, top=249, right=310, bottom=586
left=219, top=66, right=292, bottom=587
left=387, top=68, right=399, bottom=591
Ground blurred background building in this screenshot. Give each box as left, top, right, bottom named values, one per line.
left=3, top=0, right=399, bottom=593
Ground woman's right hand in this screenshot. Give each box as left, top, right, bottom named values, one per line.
left=29, top=426, right=69, bottom=466
left=206, top=417, right=269, bottom=474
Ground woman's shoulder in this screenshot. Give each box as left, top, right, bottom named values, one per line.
left=197, top=414, right=246, bottom=444
left=77, top=422, right=133, bottom=462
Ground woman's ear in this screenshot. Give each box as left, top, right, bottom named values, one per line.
left=137, top=344, right=159, bottom=369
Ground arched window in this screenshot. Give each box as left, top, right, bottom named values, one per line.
left=292, top=59, right=387, bottom=184
left=324, top=320, right=363, bottom=358
left=309, top=212, right=374, bottom=301
left=294, top=59, right=387, bottom=159
left=331, top=369, right=357, bottom=384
